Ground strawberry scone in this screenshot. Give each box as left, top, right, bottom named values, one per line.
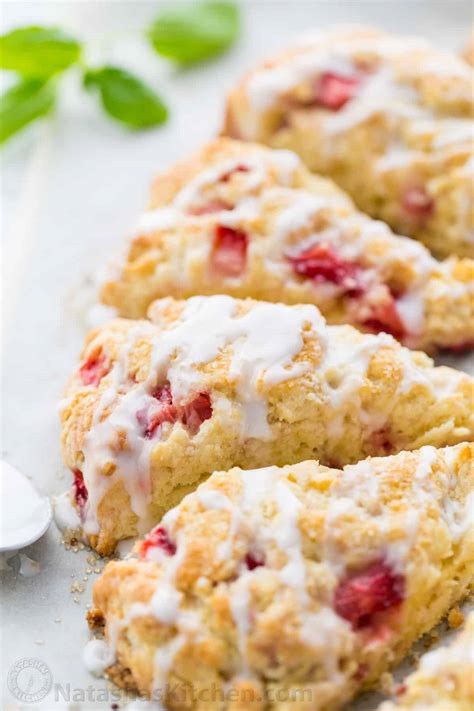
left=60, top=295, right=474, bottom=554
left=223, top=26, right=474, bottom=258
left=87, top=443, right=474, bottom=710
left=378, top=613, right=474, bottom=711
left=462, top=30, right=474, bottom=66
left=101, top=139, right=474, bottom=353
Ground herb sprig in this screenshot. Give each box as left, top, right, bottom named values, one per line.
left=0, top=1, right=239, bottom=144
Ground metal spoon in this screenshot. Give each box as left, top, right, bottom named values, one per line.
left=0, top=460, right=52, bottom=552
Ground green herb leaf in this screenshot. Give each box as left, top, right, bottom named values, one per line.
left=0, top=78, right=55, bottom=144
left=83, top=66, right=168, bottom=129
left=147, top=1, right=239, bottom=65
left=0, top=26, right=81, bottom=77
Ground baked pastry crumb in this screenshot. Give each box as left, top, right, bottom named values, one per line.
left=223, top=26, right=474, bottom=259
left=378, top=613, right=474, bottom=710
left=448, top=606, right=465, bottom=629
left=101, top=138, right=474, bottom=353
left=90, top=443, right=473, bottom=710
left=462, top=29, right=474, bottom=65
left=60, top=296, right=474, bottom=554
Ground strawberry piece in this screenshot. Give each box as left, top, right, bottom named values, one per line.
left=362, top=297, right=405, bottom=340
left=219, top=164, right=250, bottom=182
left=187, top=166, right=250, bottom=216
left=79, top=351, right=109, bottom=387
left=352, top=664, right=369, bottom=682
left=140, top=525, right=176, bottom=559
left=401, top=186, right=434, bottom=222
left=136, top=383, right=178, bottom=439
left=211, top=225, right=248, bottom=277
left=73, top=470, right=88, bottom=510
left=289, top=243, right=363, bottom=294
left=370, top=427, right=395, bottom=456
left=188, top=199, right=230, bottom=216
left=181, top=392, right=213, bottom=435
left=443, top=339, right=474, bottom=354
left=245, top=552, right=265, bottom=570
left=315, top=72, right=360, bottom=110
left=137, top=385, right=213, bottom=438
left=334, top=560, right=404, bottom=629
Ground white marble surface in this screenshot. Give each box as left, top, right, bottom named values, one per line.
left=1, top=1, right=473, bottom=709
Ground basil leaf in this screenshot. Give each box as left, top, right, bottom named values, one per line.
left=0, top=78, right=55, bottom=144
left=83, top=66, right=168, bottom=129
left=0, top=26, right=81, bottom=77
left=147, top=1, right=239, bottom=65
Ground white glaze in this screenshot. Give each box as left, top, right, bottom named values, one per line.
left=137, top=148, right=300, bottom=236
left=83, top=639, right=115, bottom=677
left=396, top=289, right=426, bottom=336
left=324, top=66, right=423, bottom=135
left=148, top=295, right=323, bottom=440
left=419, top=620, right=474, bottom=675
left=151, top=583, right=183, bottom=624
left=248, top=51, right=356, bottom=111
left=246, top=29, right=468, bottom=123
left=101, top=443, right=471, bottom=698
left=322, top=329, right=393, bottom=434
left=81, top=322, right=158, bottom=536
left=126, top=700, right=167, bottom=711
left=52, top=489, right=81, bottom=534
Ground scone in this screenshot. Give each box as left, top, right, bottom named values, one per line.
left=462, top=30, right=474, bottom=66
left=101, top=139, right=474, bottom=353
left=223, top=26, right=474, bottom=259
left=88, top=443, right=474, bottom=711
left=378, top=613, right=474, bottom=711
left=60, top=295, right=474, bottom=554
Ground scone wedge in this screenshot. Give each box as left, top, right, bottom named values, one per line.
left=223, top=26, right=474, bottom=259
left=101, top=139, right=474, bottom=353
left=462, top=30, right=474, bottom=66
left=88, top=443, right=474, bottom=711
left=378, top=612, right=474, bottom=711
left=60, top=296, right=474, bottom=554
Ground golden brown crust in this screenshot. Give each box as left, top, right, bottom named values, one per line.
left=223, top=26, right=474, bottom=259
left=101, top=138, right=474, bottom=353
left=462, top=30, right=474, bottom=66
left=61, top=297, right=474, bottom=554
left=378, top=613, right=474, bottom=711
left=91, top=444, right=474, bottom=710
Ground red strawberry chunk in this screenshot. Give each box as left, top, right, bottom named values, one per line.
left=401, top=186, right=434, bottom=222
left=211, top=225, right=248, bottom=277
left=289, top=243, right=364, bottom=295
left=362, top=297, right=405, bottom=340
left=315, top=72, right=361, bottom=110
left=334, top=560, right=404, bottom=629
left=443, top=339, right=474, bottom=354
left=79, top=351, right=109, bottom=387
left=136, top=383, right=178, bottom=439
left=181, top=392, right=213, bottom=435
left=370, top=427, right=395, bottom=456
left=73, top=469, right=88, bottom=510
left=140, top=525, right=176, bottom=559
left=245, top=552, right=265, bottom=570
left=219, top=164, right=250, bottom=182
left=136, top=385, right=213, bottom=439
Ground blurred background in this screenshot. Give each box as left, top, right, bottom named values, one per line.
left=1, top=3, right=472, bottom=709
